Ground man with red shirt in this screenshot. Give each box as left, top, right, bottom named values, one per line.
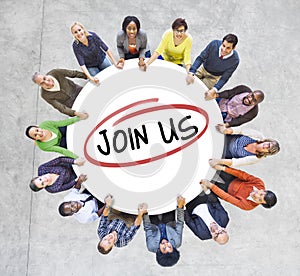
left=201, top=164, right=277, bottom=211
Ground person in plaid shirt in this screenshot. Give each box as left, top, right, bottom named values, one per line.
left=97, top=195, right=148, bottom=254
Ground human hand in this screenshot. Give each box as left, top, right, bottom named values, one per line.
left=76, top=111, right=89, bottom=120
left=90, top=76, right=100, bottom=85
left=116, top=59, right=124, bottom=69
left=204, top=89, right=217, bottom=100
left=138, top=203, right=148, bottom=215
left=104, top=194, right=113, bottom=207
left=200, top=179, right=212, bottom=189
left=212, top=164, right=225, bottom=171
left=209, top=158, right=221, bottom=168
left=177, top=195, right=186, bottom=208
left=186, top=73, right=194, bottom=85
left=138, top=58, right=146, bottom=71
left=77, top=174, right=87, bottom=184
left=215, top=124, right=232, bottom=134
left=74, top=157, right=86, bottom=166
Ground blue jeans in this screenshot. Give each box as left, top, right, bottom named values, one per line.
left=87, top=56, right=111, bottom=76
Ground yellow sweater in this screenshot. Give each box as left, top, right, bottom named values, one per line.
left=155, top=29, right=192, bottom=65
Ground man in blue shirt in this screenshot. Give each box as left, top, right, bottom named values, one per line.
left=97, top=195, right=148, bottom=254
left=186, top=34, right=239, bottom=97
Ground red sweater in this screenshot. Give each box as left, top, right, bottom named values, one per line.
left=211, top=167, right=265, bottom=211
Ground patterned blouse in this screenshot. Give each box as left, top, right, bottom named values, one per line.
left=37, top=157, right=77, bottom=193
left=225, top=135, right=257, bottom=159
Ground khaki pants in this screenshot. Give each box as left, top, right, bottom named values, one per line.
left=195, top=65, right=221, bottom=90
left=108, top=208, right=136, bottom=228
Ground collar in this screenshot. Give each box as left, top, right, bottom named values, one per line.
left=247, top=186, right=259, bottom=202
left=219, top=46, right=234, bottom=59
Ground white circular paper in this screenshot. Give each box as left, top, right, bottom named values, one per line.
left=67, top=59, right=224, bottom=214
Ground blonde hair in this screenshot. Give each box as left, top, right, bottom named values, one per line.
left=256, top=139, right=280, bottom=158
left=70, top=21, right=90, bottom=42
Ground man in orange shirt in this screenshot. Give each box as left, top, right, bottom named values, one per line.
left=200, top=164, right=277, bottom=211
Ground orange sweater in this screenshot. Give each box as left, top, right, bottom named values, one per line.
left=211, top=167, right=265, bottom=211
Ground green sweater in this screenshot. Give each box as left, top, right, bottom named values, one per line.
left=36, top=116, right=80, bottom=158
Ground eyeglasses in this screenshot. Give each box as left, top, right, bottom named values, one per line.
left=174, top=28, right=185, bottom=34
left=212, top=229, right=227, bottom=240
left=247, top=93, right=258, bottom=104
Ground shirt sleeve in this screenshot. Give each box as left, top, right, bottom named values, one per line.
left=214, top=60, right=239, bottom=90
left=155, top=30, right=170, bottom=55
left=231, top=155, right=260, bottom=167
left=53, top=116, right=80, bottom=127
left=183, top=35, right=192, bottom=65
left=211, top=184, right=254, bottom=210
left=43, top=145, right=78, bottom=159
left=174, top=207, right=184, bottom=247
left=97, top=215, right=109, bottom=239
left=93, top=32, right=109, bottom=52
left=72, top=42, right=85, bottom=66
left=189, top=41, right=212, bottom=74
left=116, top=31, right=125, bottom=58
left=41, top=96, right=76, bottom=117
left=231, top=126, right=265, bottom=140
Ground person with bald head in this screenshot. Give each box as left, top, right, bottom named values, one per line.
left=184, top=188, right=229, bottom=245
left=205, top=84, right=264, bottom=127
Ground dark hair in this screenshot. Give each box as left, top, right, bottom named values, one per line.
left=156, top=247, right=180, bottom=267
left=97, top=240, right=113, bottom=255
left=253, top=90, right=265, bottom=104
left=222, top=33, right=238, bottom=48
left=29, top=177, right=43, bottom=192
left=25, top=125, right=37, bottom=140
left=262, top=190, right=277, bottom=208
left=122, top=16, right=141, bottom=32
left=171, top=18, right=188, bottom=31
left=58, top=202, right=72, bottom=217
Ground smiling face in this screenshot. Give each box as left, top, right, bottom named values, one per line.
left=34, top=74, right=54, bottom=90
left=34, top=174, right=52, bottom=188
left=210, top=222, right=229, bottom=244
left=126, top=21, right=138, bottom=39
left=63, top=201, right=82, bottom=215
left=159, top=239, right=174, bottom=254
left=250, top=187, right=267, bottom=204
left=243, top=92, right=259, bottom=106
left=220, top=40, right=235, bottom=57
left=100, top=232, right=117, bottom=251
left=173, top=26, right=186, bottom=40
left=71, top=24, right=87, bottom=43
left=28, top=126, right=46, bottom=141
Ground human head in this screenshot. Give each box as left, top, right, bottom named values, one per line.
left=261, top=190, right=277, bottom=209
left=243, top=90, right=265, bottom=106
left=98, top=232, right=116, bottom=254
left=256, top=139, right=280, bottom=158
left=25, top=125, right=45, bottom=141
left=70, top=22, right=90, bottom=42
left=222, top=33, right=238, bottom=48
left=171, top=18, right=188, bottom=31
left=209, top=222, right=229, bottom=245
left=58, top=201, right=82, bottom=217
left=32, top=72, right=54, bottom=90
left=122, top=16, right=141, bottom=32
left=156, top=247, right=180, bottom=267
left=29, top=175, right=52, bottom=192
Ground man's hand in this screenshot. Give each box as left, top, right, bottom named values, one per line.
left=116, top=58, right=124, bottom=69
left=186, top=73, right=195, bottom=85
left=200, top=179, right=213, bottom=189
left=204, top=89, right=217, bottom=100
left=75, top=111, right=89, bottom=120
left=74, top=157, right=85, bottom=166
left=209, top=158, right=221, bottom=167
left=104, top=194, right=113, bottom=207
left=215, top=124, right=232, bottom=134
left=177, top=195, right=186, bottom=208
left=77, top=174, right=87, bottom=184
left=138, top=203, right=148, bottom=215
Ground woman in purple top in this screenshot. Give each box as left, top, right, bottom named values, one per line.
left=71, top=22, right=120, bottom=85
left=29, top=156, right=87, bottom=193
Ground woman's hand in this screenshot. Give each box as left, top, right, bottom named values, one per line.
left=138, top=58, right=146, bottom=71
left=74, top=157, right=86, bottom=166
left=116, top=58, right=125, bottom=69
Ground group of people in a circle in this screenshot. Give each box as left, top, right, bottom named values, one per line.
left=25, top=16, right=280, bottom=267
